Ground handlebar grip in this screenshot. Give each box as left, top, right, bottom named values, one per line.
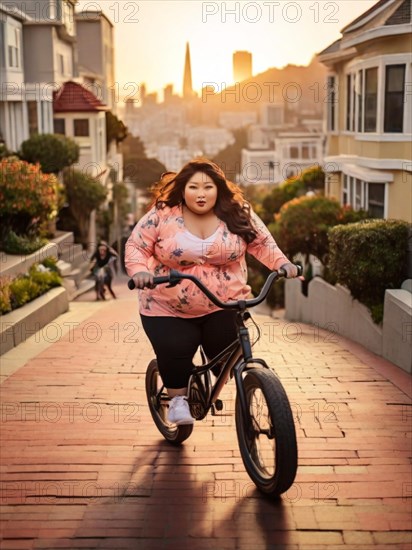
left=297, top=264, right=303, bottom=276
left=128, top=275, right=171, bottom=290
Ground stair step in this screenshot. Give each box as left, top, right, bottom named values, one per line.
left=59, top=243, right=85, bottom=267
left=56, top=259, right=72, bottom=277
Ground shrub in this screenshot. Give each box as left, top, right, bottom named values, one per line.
left=19, top=134, right=79, bottom=174
left=328, top=219, right=410, bottom=323
left=41, top=256, right=59, bottom=272
left=0, top=277, right=12, bottom=314
left=9, top=277, right=41, bottom=309
left=0, top=157, right=60, bottom=239
left=28, top=264, right=61, bottom=293
left=2, top=231, right=48, bottom=255
left=0, top=260, right=62, bottom=314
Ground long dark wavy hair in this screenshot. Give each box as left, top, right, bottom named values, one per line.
left=150, top=158, right=257, bottom=243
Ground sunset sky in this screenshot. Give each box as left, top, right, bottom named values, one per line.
left=77, top=0, right=378, bottom=98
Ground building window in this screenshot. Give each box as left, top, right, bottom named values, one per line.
left=346, top=74, right=351, bottom=131
left=326, top=75, right=337, bottom=132
left=364, top=68, right=378, bottom=132
left=384, top=64, right=405, bottom=133
left=343, top=175, right=385, bottom=218
left=354, top=178, right=362, bottom=211
left=357, top=70, right=363, bottom=132
left=8, top=27, right=20, bottom=68
left=59, top=54, right=64, bottom=75
left=367, top=183, right=385, bottom=218
left=74, top=119, right=89, bottom=137
left=54, top=118, right=66, bottom=135
left=27, top=101, right=38, bottom=135
left=342, top=174, right=351, bottom=206
left=290, top=146, right=299, bottom=159
left=0, top=21, right=5, bottom=69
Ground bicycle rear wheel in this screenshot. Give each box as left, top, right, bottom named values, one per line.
left=145, top=359, right=193, bottom=445
left=235, top=368, right=297, bottom=497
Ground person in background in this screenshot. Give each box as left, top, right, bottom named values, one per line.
left=90, top=241, right=118, bottom=301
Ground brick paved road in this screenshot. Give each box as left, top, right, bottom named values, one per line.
left=1, top=275, right=411, bottom=549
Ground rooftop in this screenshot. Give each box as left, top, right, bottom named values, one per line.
left=53, top=81, right=108, bottom=113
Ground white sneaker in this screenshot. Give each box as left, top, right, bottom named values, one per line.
left=167, top=396, right=194, bottom=425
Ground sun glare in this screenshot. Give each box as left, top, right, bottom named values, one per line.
left=76, top=0, right=379, bottom=98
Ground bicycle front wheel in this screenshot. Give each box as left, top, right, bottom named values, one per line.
left=235, top=368, right=298, bottom=497
left=145, top=359, right=193, bottom=445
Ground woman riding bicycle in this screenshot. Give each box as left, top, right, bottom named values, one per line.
left=125, top=159, right=298, bottom=426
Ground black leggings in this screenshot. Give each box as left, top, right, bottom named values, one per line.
left=140, top=311, right=238, bottom=389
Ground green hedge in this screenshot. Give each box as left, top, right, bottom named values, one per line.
left=0, top=258, right=62, bottom=315
left=328, top=219, right=410, bottom=323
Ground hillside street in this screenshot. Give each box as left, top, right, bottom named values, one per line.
left=0, top=274, right=411, bottom=549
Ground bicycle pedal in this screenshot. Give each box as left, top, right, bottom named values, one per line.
left=214, top=399, right=223, bottom=412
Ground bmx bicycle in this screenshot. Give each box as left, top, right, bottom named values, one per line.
left=128, top=267, right=301, bottom=497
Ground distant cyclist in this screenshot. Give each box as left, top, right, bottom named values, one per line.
left=125, top=159, right=298, bottom=425
left=90, top=241, right=118, bottom=301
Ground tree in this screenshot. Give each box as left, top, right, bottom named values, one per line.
left=260, top=166, right=325, bottom=224
left=19, top=134, right=79, bottom=174
left=124, top=156, right=167, bottom=191
left=212, top=127, right=248, bottom=181
left=122, top=134, right=146, bottom=158
left=272, top=196, right=368, bottom=267
left=261, top=178, right=305, bottom=224
left=61, top=168, right=107, bottom=247
left=106, top=111, right=128, bottom=150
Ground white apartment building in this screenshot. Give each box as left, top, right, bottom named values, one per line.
left=240, top=101, right=325, bottom=185
left=0, top=2, right=55, bottom=151
left=273, top=132, right=325, bottom=183
left=0, top=0, right=78, bottom=152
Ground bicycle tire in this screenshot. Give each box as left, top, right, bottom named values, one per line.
left=145, top=359, right=193, bottom=445
left=235, top=368, right=298, bottom=497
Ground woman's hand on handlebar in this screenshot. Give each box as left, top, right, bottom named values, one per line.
left=280, top=263, right=300, bottom=278
left=132, top=271, right=154, bottom=289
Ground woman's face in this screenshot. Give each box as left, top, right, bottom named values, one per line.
left=183, top=171, right=218, bottom=215
left=98, top=245, right=107, bottom=256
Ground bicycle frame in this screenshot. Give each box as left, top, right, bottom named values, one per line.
left=129, top=266, right=301, bottom=422
left=187, top=308, right=273, bottom=425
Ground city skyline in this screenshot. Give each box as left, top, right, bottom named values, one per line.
left=76, top=0, right=379, bottom=99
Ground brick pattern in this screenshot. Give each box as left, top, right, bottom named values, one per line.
left=1, top=276, right=411, bottom=549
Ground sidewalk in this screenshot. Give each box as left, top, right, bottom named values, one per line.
left=1, top=274, right=411, bottom=549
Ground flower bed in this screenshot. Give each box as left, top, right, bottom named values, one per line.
left=0, top=258, right=62, bottom=315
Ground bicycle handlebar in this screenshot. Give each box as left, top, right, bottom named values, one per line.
left=128, top=265, right=302, bottom=310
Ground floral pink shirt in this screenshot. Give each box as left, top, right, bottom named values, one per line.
left=125, top=204, right=289, bottom=318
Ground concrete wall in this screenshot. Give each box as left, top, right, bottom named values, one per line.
left=0, top=287, right=69, bottom=355
left=285, top=277, right=411, bottom=373
left=382, top=290, right=412, bottom=374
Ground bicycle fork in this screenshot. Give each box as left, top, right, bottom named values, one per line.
left=234, top=324, right=271, bottom=437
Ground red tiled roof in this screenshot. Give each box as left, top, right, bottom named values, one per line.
left=53, top=81, right=108, bottom=113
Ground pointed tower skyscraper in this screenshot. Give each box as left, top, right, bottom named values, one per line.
left=183, top=42, right=194, bottom=99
